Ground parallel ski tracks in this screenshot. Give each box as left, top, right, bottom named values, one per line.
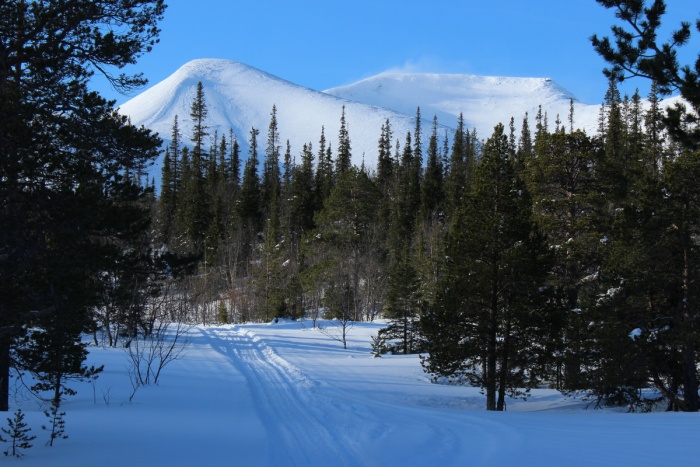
left=202, top=326, right=362, bottom=466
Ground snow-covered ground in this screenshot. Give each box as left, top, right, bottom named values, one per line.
left=8, top=320, right=699, bottom=466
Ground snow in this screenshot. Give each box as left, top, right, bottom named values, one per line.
left=8, top=320, right=699, bottom=466
left=118, top=59, right=684, bottom=193
left=118, top=59, right=429, bottom=172
left=324, top=70, right=602, bottom=136
left=630, top=328, right=643, bottom=340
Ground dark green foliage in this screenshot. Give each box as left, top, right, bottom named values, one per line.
left=0, top=0, right=165, bottom=411
left=263, top=105, right=282, bottom=223
left=131, top=0, right=700, bottom=412
left=238, top=128, right=263, bottom=227
left=336, top=106, right=352, bottom=175
left=591, top=0, right=700, bottom=149
left=422, top=123, right=554, bottom=411
left=420, top=115, right=444, bottom=221
left=2, top=409, right=36, bottom=457
left=303, top=169, right=380, bottom=346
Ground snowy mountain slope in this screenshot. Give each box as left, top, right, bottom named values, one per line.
left=118, top=59, right=433, bottom=171
left=325, top=71, right=603, bottom=136
left=119, top=59, right=684, bottom=186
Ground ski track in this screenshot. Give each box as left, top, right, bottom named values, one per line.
left=199, top=325, right=526, bottom=466
left=201, top=326, right=363, bottom=466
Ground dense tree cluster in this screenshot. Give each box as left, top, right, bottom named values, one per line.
left=154, top=60, right=699, bottom=411
left=1, top=0, right=166, bottom=414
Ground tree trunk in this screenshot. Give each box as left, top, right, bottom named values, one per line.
left=497, top=316, right=512, bottom=411
left=0, top=334, right=9, bottom=411
left=682, top=340, right=699, bottom=412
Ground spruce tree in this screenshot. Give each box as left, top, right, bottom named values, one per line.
left=336, top=106, right=352, bottom=174
left=420, top=115, right=444, bottom=221
left=524, top=128, right=605, bottom=390
left=263, top=105, right=282, bottom=223
left=376, top=119, right=394, bottom=195
left=444, top=113, right=468, bottom=217
left=238, top=128, right=262, bottom=229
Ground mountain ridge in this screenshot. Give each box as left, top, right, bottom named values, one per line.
left=324, top=70, right=601, bottom=135
left=119, top=59, right=432, bottom=172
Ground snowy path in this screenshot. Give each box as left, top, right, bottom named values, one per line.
left=200, top=325, right=519, bottom=466
left=201, top=326, right=363, bottom=466
left=15, top=322, right=700, bottom=466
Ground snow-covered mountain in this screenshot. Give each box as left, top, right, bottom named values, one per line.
left=324, top=71, right=603, bottom=136
left=119, top=59, right=607, bottom=177
left=119, top=59, right=429, bottom=171
left=120, top=59, right=683, bottom=180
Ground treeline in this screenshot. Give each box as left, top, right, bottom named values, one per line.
left=148, top=77, right=700, bottom=412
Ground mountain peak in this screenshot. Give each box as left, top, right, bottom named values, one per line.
left=324, top=70, right=594, bottom=133
left=119, top=58, right=424, bottom=173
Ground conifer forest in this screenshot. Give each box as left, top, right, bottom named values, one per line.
left=2, top=0, right=700, bottom=429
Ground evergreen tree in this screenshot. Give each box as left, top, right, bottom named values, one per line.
left=0, top=0, right=165, bottom=411
left=179, top=82, right=210, bottom=253
left=422, top=123, right=554, bottom=411
left=524, top=129, right=605, bottom=390
left=382, top=244, right=423, bottom=355
left=315, top=126, right=334, bottom=205
left=290, top=143, right=317, bottom=236
left=592, top=0, right=700, bottom=149
left=263, top=105, right=282, bottom=223
left=159, top=147, right=176, bottom=243
left=420, top=115, right=444, bottom=221
left=303, top=169, right=380, bottom=347
left=230, top=129, right=241, bottom=193
left=376, top=119, right=394, bottom=195
left=444, top=113, right=469, bottom=217
left=1, top=409, right=35, bottom=458
left=238, top=128, right=263, bottom=229
left=336, top=106, right=352, bottom=174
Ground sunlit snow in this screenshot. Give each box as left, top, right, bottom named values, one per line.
left=10, top=320, right=699, bottom=466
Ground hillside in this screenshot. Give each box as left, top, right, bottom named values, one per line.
left=325, top=71, right=603, bottom=135
left=118, top=59, right=683, bottom=182
left=118, top=59, right=430, bottom=171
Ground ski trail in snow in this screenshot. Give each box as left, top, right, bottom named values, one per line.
left=201, top=326, right=363, bottom=466
left=201, top=325, right=527, bottom=466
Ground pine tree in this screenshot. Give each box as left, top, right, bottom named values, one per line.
left=422, top=123, right=553, bottom=411
left=43, top=403, right=68, bottom=447
left=2, top=409, right=35, bottom=458
left=0, top=409, right=36, bottom=457
left=0, top=0, right=165, bottom=411
left=592, top=0, right=700, bottom=149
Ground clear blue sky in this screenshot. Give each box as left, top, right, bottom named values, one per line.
left=93, top=0, right=699, bottom=107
